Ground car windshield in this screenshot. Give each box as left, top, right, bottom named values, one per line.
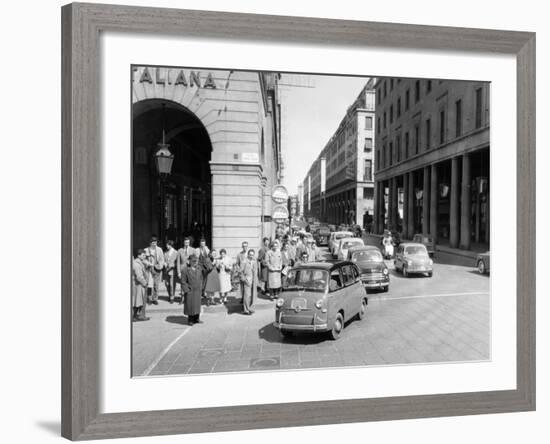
left=405, top=245, right=428, bottom=256
left=352, top=250, right=383, bottom=263
left=283, top=269, right=329, bottom=292
left=343, top=241, right=362, bottom=249
left=335, top=233, right=352, bottom=240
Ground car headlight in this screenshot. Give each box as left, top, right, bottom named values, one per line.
left=314, top=300, right=323, bottom=309
left=383, top=268, right=389, bottom=275
left=276, top=298, right=284, bottom=308
left=406, top=259, right=413, bottom=266
left=429, top=259, right=433, bottom=266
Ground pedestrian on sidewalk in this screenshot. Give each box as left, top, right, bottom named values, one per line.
left=177, top=237, right=195, bottom=304
left=131, top=249, right=150, bottom=321
left=204, top=249, right=220, bottom=305
left=197, top=238, right=211, bottom=297
left=180, top=254, right=204, bottom=325
left=217, top=249, right=233, bottom=304
left=281, top=242, right=292, bottom=286
left=296, top=250, right=309, bottom=266
left=163, top=240, right=178, bottom=303
left=266, top=240, right=283, bottom=300
left=144, top=236, right=165, bottom=305
left=258, top=237, right=270, bottom=296
left=240, top=249, right=258, bottom=315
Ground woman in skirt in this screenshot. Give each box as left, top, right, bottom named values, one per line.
left=266, top=240, right=283, bottom=300
left=204, top=249, right=221, bottom=305
left=217, top=249, right=233, bottom=303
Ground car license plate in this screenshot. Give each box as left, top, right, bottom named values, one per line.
left=291, top=298, right=307, bottom=310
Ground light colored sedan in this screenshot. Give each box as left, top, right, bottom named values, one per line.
left=336, top=237, right=365, bottom=260
left=394, top=242, right=433, bottom=277
left=329, top=231, right=354, bottom=257
left=476, top=251, right=490, bottom=274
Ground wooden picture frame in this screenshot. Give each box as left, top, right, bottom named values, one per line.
left=61, top=2, right=535, bottom=440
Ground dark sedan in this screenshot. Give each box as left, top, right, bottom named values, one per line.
left=347, top=246, right=389, bottom=292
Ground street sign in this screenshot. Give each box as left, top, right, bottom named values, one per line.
left=271, top=185, right=289, bottom=204
left=272, top=204, right=289, bottom=223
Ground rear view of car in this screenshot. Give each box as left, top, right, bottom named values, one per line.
left=348, top=247, right=389, bottom=292
left=412, top=233, right=435, bottom=257
left=337, top=237, right=365, bottom=260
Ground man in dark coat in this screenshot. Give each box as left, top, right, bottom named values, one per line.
left=180, top=254, right=204, bottom=325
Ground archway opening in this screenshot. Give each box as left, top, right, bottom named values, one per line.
left=132, top=99, right=212, bottom=250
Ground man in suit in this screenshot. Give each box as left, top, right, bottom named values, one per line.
left=176, top=237, right=195, bottom=304
left=240, top=249, right=258, bottom=315
left=132, top=249, right=150, bottom=321
left=180, top=254, right=204, bottom=325
left=163, top=240, right=178, bottom=304
left=144, top=236, right=165, bottom=305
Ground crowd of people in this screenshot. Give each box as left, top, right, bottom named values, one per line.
left=131, top=233, right=324, bottom=324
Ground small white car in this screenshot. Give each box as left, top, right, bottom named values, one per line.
left=336, top=237, right=365, bottom=260
left=329, top=231, right=354, bottom=256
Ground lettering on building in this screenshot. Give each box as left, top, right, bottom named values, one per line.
left=134, top=67, right=217, bottom=89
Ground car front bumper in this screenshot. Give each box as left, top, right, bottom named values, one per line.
left=274, top=322, right=329, bottom=332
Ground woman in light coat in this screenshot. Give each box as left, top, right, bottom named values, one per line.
left=217, top=249, right=233, bottom=303
left=204, top=250, right=221, bottom=305
left=266, top=240, right=283, bottom=300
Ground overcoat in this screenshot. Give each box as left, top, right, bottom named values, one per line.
left=132, top=258, right=148, bottom=308
left=266, top=249, right=283, bottom=289
left=180, top=265, right=204, bottom=316
left=241, top=258, right=258, bottom=307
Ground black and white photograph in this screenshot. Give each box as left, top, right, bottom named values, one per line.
left=131, top=66, right=490, bottom=377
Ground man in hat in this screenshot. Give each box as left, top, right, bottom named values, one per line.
left=176, top=237, right=195, bottom=304
left=144, top=236, right=165, bottom=305
left=180, top=254, right=204, bottom=325
left=240, top=249, right=258, bottom=315
left=132, top=249, right=150, bottom=321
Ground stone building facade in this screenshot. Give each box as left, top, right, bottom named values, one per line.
left=302, top=80, right=376, bottom=227
left=132, top=66, right=282, bottom=256
left=373, top=77, right=490, bottom=250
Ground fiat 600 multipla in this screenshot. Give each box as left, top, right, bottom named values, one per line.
left=274, top=261, right=368, bottom=340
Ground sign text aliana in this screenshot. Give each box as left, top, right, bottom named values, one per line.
left=133, top=66, right=218, bottom=89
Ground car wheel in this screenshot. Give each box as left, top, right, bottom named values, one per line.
left=427, top=271, right=433, bottom=278
left=402, top=266, right=408, bottom=277
left=383, top=285, right=389, bottom=293
left=357, top=298, right=367, bottom=320
left=330, top=312, right=344, bottom=340
left=477, top=260, right=486, bottom=274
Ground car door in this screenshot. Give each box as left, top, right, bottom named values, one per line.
left=340, top=265, right=357, bottom=321
left=328, top=267, right=344, bottom=326
left=394, top=245, right=403, bottom=270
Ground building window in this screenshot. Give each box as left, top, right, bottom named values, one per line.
left=415, top=125, right=420, bottom=154
left=377, top=88, right=381, bottom=105
left=390, top=78, right=394, bottom=90
left=377, top=149, right=380, bottom=170
left=390, top=105, right=394, bottom=124
left=405, top=132, right=409, bottom=158
left=364, top=160, right=372, bottom=181
left=365, top=116, right=373, bottom=130
left=439, top=110, right=446, bottom=144
left=415, top=80, right=420, bottom=102
left=425, top=118, right=431, bottom=150
left=405, top=89, right=410, bottom=110
left=455, top=99, right=463, bottom=137
left=363, top=187, right=373, bottom=199
left=364, top=137, right=373, bottom=152
left=389, top=142, right=393, bottom=166
left=377, top=117, right=381, bottom=134
left=396, top=135, right=401, bottom=162
left=383, top=111, right=387, bottom=129
left=427, top=80, right=432, bottom=93
left=475, top=87, right=483, bottom=128
left=397, top=97, right=401, bottom=118
left=384, top=80, right=387, bottom=98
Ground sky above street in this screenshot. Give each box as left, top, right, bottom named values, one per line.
left=278, top=74, right=371, bottom=195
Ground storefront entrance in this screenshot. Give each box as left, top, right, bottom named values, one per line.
left=132, top=99, right=212, bottom=250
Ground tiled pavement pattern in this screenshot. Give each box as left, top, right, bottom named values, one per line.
left=140, top=291, right=489, bottom=376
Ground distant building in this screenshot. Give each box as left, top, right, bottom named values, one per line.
left=302, top=79, right=376, bottom=227
left=373, top=77, right=490, bottom=250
